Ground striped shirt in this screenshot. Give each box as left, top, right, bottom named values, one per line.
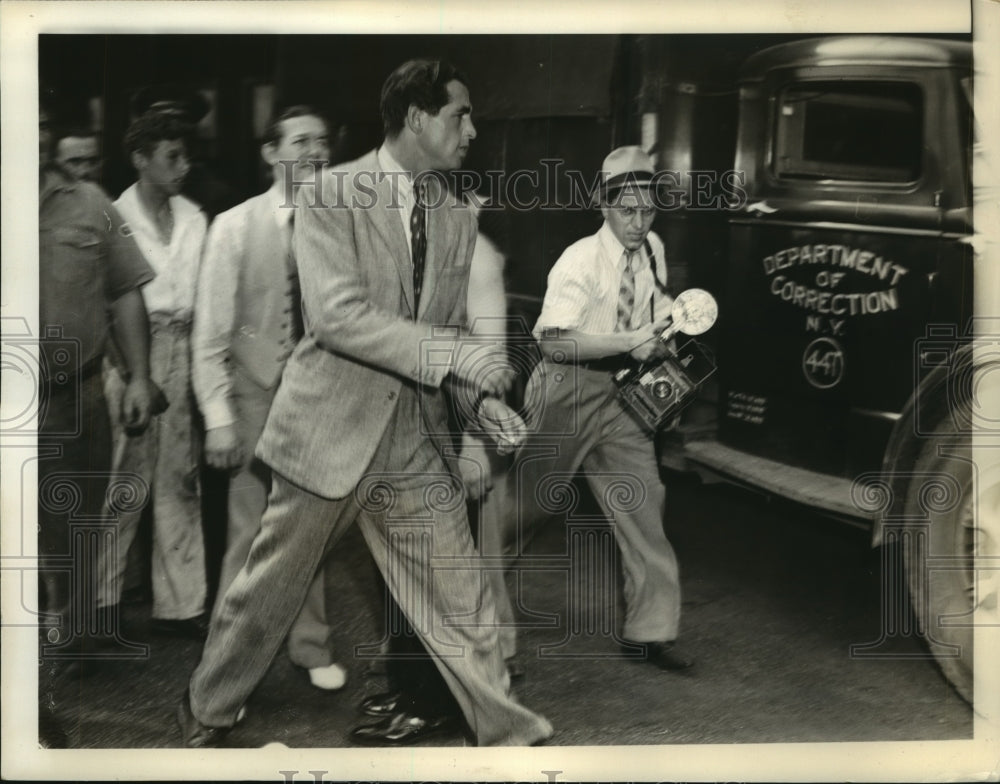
left=534, top=222, right=672, bottom=338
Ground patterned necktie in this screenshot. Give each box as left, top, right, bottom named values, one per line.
left=410, top=180, right=427, bottom=314
left=617, top=250, right=637, bottom=331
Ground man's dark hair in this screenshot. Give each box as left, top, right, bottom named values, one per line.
left=262, top=105, right=329, bottom=147
left=55, top=126, right=98, bottom=146
left=379, top=59, right=468, bottom=138
left=123, top=111, right=193, bottom=159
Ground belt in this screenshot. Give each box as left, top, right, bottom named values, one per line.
left=149, top=314, right=193, bottom=334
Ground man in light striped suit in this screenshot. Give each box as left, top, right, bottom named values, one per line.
left=179, top=59, right=552, bottom=748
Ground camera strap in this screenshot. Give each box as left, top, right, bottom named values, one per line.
left=643, top=237, right=669, bottom=323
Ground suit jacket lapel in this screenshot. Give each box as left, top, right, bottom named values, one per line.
left=417, top=176, right=449, bottom=320
left=360, top=151, right=415, bottom=317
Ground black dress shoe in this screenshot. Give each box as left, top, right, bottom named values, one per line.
left=151, top=614, right=209, bottom=640
left=622, top=641, right=694, bottom=671
left=177, top=690, right=229, bottom=748
left=358, top=691, right=407, bottom=718
left=349, top=711, right=460, bottom=746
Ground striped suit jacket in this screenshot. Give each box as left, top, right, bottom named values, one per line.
left=257, top=150, right=477, bottom=499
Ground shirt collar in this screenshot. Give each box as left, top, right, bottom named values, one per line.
left=377, top=145, right=413, bottom=204
left=598, top=221, right=638, bottom=269
left=119, top=182, right=199, bottom=236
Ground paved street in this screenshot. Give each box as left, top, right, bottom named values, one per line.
left=37, top=470, right=972, bottom=749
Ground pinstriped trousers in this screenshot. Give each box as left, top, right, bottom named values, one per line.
left=211, top=367, right=332, bottom=670
left=188, top=388, right=553, bottom=746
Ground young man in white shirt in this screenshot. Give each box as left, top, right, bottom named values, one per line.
left=516, top=146, right=694, bottom=671
left=191, top=105, right=346, bottom=690
left=97, top=111, right=209, bottom=639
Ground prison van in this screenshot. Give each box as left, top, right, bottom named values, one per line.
left=674, top=36, right=977, bottom=701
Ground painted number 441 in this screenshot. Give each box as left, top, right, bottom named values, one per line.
left=802, top=337, right=845, bottom=389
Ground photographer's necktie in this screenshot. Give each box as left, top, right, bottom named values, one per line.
left=617, top=250, right=637, bottom=331
left=410, top=180, right=427, bottom=315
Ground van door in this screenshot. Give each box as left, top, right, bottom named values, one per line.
left=718, top=62, right=973, bottom=478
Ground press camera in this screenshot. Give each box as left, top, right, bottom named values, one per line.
left=613, top=289, right=719, bottom=431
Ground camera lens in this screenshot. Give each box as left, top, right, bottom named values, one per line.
left=652, top=379, right=673, bottom=400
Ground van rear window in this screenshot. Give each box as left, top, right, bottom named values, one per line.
left=775, top=81, right=923, bottom=183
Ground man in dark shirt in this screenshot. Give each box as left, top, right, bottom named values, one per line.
left=52, top=127, right=101, bottom=183
left=37, top=103, right=156, bottom=654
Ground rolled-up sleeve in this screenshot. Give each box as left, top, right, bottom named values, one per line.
left=533, top=253, right=591, bottom=338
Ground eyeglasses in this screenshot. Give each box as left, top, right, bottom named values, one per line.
left=616, top=205, right=656, bottom=219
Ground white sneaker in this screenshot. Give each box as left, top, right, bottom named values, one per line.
left=308, top=663, right=347, bottom=690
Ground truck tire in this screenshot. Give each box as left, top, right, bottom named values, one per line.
left=900, top=422, right=975, bottom=704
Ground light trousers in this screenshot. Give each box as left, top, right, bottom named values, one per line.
left=212, top=369, right=332, bottom=668
left=509, top=359, right=682, bottom=644
left=189, top=398, right=552, bottom=746
left=97, top=323, right=205, bottom=620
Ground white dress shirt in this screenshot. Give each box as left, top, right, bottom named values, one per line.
left=113, top=183, right=207, bottom=321
left=534, top=222, right=673, bottom=338
left=376, top=145, right=417, bottom=260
